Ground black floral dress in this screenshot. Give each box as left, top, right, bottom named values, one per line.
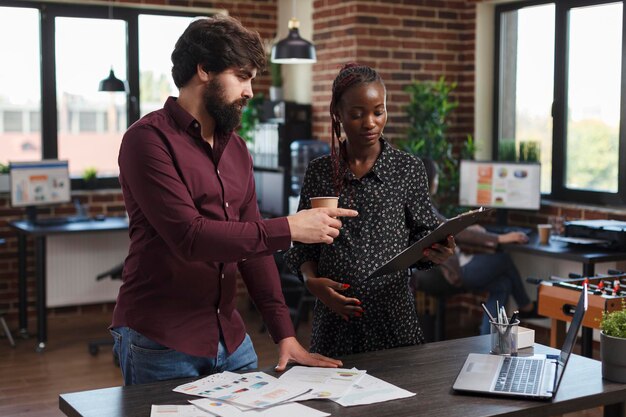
left=285, top=139, right=441, bottom=357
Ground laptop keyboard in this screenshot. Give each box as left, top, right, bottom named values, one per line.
left=494, top=357, right=542, bottom=395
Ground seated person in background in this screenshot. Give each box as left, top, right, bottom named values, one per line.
left=410, top=158, right=538, bottom=335
left=285, top=64, right=455, bottom=357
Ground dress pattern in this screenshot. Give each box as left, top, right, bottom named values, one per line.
left=285, top=139, right=441, bottom=357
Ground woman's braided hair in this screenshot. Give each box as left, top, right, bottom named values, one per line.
left=329, top=63, right=384, bottom=196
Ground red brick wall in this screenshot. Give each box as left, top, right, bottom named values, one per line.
left=310, top=0, right=477, bottom=150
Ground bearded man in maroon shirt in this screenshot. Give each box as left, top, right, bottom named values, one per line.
left=111, top=15, right=357, bottom=385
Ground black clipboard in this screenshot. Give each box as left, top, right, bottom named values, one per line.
left=368, top=207, right=494, bottom=279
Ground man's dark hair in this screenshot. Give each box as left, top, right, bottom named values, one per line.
left=171, top=15, right=266, bottom=88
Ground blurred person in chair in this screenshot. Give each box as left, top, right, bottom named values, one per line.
left=410, top=158, right=537, bottom=335
left=112, top=15, right=357, bottom=385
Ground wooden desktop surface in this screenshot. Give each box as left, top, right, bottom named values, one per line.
left=59, top=335, right=626, bottom=417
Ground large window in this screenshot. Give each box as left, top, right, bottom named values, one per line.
left=0, top=1, right=203, bottom=187
left=138, top=15, right=193, bottom=118
left=0, top=7, right=41, bottom=163
left=55, top=16, right=128, bottom=178
left=495, top=1, right=626, bottom=206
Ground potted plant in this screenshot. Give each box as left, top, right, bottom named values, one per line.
left=82, top=167, right=98, bottom=189
left=239, top=93, right=264, bottom=146
left=399, top=76, right=475, bottom=216
left=0, top=163, right=9, bottom=193
left=519, top=140, right=540, bottom=162
left=498, top=138, right=517, bottom=161
left=600, top=300, right=626, bottom=383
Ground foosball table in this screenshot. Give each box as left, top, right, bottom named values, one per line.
left=536, top=271, right=626, bottom=357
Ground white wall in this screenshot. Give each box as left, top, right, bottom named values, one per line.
left=47, top=231, right=128, bottom=307
left=475, top=2, right=496, bottom=160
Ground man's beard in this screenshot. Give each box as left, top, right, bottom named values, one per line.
left=203, top=77, right=249, bottom=137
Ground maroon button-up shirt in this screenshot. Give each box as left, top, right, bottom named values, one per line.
left=112, top=97, right=294, bottom=357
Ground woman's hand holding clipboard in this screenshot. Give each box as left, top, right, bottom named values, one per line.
left=368, top=207, right=494, bottom=279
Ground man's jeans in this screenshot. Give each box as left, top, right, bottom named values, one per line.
left=111, top=327, right=258, bottom=385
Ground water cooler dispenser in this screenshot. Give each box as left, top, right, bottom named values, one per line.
left=289, top=140, right=330, bottom=213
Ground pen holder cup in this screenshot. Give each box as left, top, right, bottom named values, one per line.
left=490, top=319, right=520, bottom=356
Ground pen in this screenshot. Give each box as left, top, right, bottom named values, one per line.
left=509, top=310, right=519, bottom=325
left=481, top=302, right=496, bottom=323
left=496, top=301, right=501, bottom=323
left=501, top=306, right=508, bottom=325
left=503, top=319, right=515, bottom=344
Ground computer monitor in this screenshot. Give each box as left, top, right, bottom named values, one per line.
left=9, top=160, right=72, bottom=222
left=459, top=160, right=541, bottom=222
left=254, top=169, right=286, bottom=218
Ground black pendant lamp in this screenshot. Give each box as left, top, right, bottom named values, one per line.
left=98, top=67, right=127, bottom=92
left=98, top=2, right=128, bottom=92
left=271, top=0, right=316, bottom=64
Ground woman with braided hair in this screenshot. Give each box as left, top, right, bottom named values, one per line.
left=285, top=63, right=456, bottom=357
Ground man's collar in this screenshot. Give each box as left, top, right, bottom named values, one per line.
left=165, top=97, right=236, bottom=144
left=165, top=96, right=198, bottom=133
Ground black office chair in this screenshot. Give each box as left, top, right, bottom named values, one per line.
left=87, top=262, right=123, bottom=359
left=410, top=267, right=466, bottom=342
left=259, top=253, right=315, bottom=334
left=0, top=238, right=14, bottom=348
left=278, top=266, right=316, bottom=332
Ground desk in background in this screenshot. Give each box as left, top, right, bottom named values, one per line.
left=9, top=217, right=129, bottom=351
left=59, top=335, right=626, bottom=417
left=503, top=234, right=626, bottom=357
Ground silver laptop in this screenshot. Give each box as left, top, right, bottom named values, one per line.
left=453, top=285, right=588, bottom=399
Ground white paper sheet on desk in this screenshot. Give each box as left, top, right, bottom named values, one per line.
left=333, top=373, right=415, bottom=407
left=174, top=372, right=233, bottom=396
left=173, top=371, right=309, bottom=409
left=150, top=404, right=207, bottom=417
left=189, top=398, right=330, bottom=417
left=278, top=366, right=366, bottom=400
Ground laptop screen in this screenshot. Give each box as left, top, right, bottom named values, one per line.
left=553, top=285, right=588, bottom=393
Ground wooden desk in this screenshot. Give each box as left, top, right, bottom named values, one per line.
left=60, top=336, right=626, bottom=417
left=503, top=235, right=626, bottom=357
left=9, top=217, right=128, bottom=352
left=503, top=234, right=626, bottom=277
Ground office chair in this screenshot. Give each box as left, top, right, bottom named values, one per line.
left=259, top=252, right=315, bottom=334
left=87, top=262, right=123, bottom=360
left=0, top=238, right=14, bottom=348
left=0, top=314, right=15, bottom=348
left=278, top=266, right=316, bottom=332
left=411, top=268, right=466, bottom=342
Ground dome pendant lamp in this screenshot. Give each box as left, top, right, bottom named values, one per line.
left=271, top=0, right=316, bottom=64
left=98, top=2, right=128, bottom=92
left=98, top=67, right=127, bottom=92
